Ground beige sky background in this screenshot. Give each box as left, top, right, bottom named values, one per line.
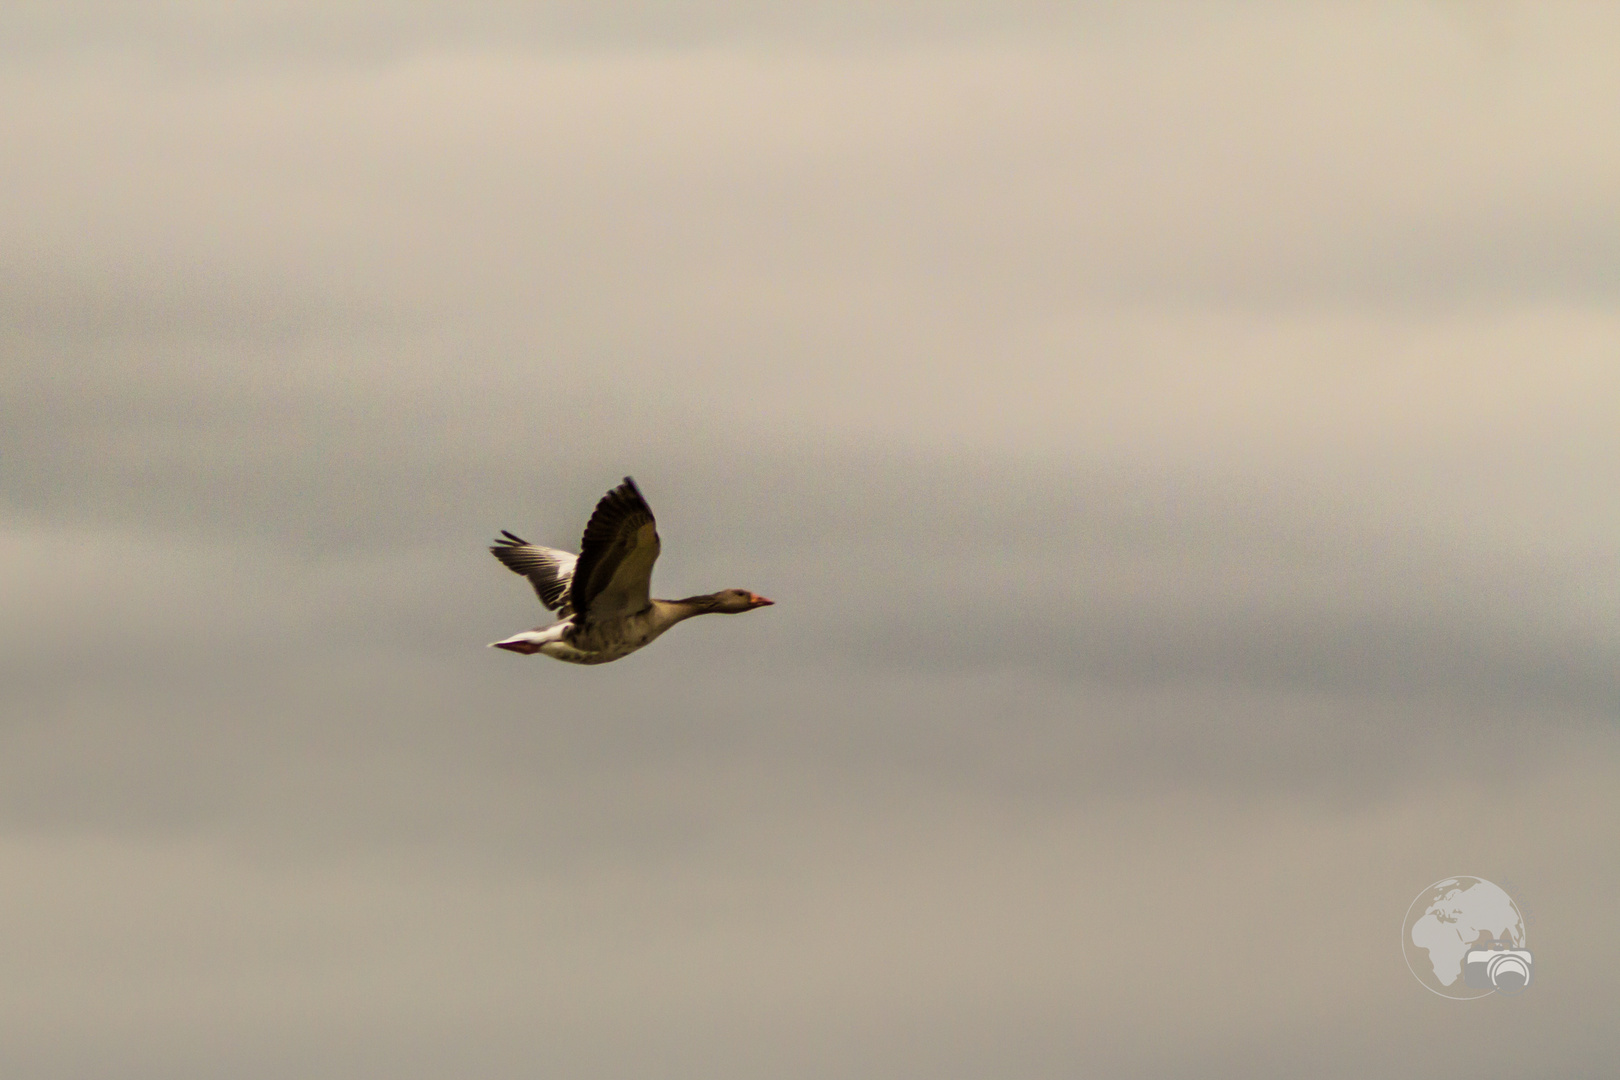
left=3, top=3, right=1617, bottom=1077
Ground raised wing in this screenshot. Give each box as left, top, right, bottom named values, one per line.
left=490, top=531, right=578, bottom=616
left=570, top=476, right=660, bottom=624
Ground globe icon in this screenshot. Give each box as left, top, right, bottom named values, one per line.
left=1402, top=877, right=1529, bottom=998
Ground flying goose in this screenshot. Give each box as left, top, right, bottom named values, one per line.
left=488, top=477, right=773, bottom=664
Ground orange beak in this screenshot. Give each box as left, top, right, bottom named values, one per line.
left=749, top=594, right=775, bottom=608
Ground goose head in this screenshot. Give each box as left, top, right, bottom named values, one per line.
left=709, top=589, right=774, bottom=613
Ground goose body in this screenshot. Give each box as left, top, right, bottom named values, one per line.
left=488, top=477, right=772, bottom=665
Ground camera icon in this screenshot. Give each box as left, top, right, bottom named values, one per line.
left=1461, top=937, right=1532, bottom=995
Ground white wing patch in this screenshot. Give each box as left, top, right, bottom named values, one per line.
left=490, top=533, right=579, bottom=616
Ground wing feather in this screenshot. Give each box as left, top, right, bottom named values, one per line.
left=490, top=532, right=578, bottom=616
left=570, top=477, right=660, bottom=623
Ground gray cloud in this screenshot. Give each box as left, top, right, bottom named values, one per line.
left=3, top=4, right=1618, bottom=1077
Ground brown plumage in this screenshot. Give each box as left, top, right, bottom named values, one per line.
left=487, top=477, right=773, bottom=664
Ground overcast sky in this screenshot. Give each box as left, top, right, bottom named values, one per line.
left=3, top=3, right=1617, bottom=1077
